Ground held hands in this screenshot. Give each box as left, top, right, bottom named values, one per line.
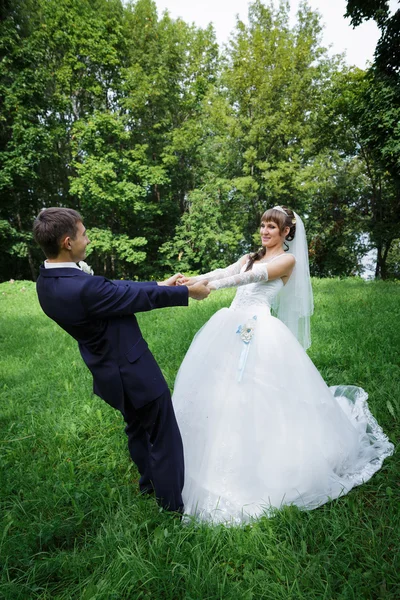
left=187, top=280, right=210, bottom=301
left=158, top=272, right=211, bottom=300
left=176, top=275, right=194, bottom=286
left=179, top=275, right=213, bottom=299
left=176, top=275, right=215, bottom=289
left=158, top=273, right=185, bottom=286
left=176, top=274, right=215, bottom=297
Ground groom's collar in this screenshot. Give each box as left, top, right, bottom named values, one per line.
left=39, top=264, right=88, bottom=277
left=44, top=260, right=81, bottom=270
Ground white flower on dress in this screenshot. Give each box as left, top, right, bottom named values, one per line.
left=236, top=316, right=257, bottom=344
left=78, top=261, right=94, bottom=275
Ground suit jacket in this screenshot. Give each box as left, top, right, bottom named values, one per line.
left=36, top=265, right=189, bottom=411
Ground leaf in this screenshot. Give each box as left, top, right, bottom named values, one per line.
left=386, top=401, right=396, bottom=418
left=81, top=583, right=98, bottom=600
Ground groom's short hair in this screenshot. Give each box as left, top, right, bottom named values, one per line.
left=33, top=207, right=82, bottom=258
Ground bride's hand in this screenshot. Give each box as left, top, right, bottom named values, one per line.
left=158, top=273, right=184, bottom=286
left=177, top=275, right=195, bottom=286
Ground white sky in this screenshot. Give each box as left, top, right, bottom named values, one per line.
left=154, top=0, right=399, bottom=69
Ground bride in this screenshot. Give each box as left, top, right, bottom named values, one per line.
left=173, top=206, right=393, bottom=524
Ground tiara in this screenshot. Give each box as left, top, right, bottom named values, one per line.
left=273, top=205, right=296, bottom=224
left=273, top=205, right=288, bottom=216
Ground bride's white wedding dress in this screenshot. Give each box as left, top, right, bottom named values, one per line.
left=172, top=256, right=394, bottom=524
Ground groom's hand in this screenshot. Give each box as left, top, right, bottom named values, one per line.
left=187, top=280, right=210, bottom=300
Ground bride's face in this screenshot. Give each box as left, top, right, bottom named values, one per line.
left=260, top=220, right=284, bottom=248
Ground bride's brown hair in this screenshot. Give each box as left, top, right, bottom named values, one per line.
left=245, top=206, right=296, bottom=272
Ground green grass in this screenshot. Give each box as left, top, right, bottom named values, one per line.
left=0, top=278, right=399, bottom=600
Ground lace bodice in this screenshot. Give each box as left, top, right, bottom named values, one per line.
left=230, top=273, right=283, bottom=310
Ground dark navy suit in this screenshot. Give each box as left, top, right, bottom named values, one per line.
left=36, top=265, right=189, bottom=511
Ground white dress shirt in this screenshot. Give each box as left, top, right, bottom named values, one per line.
left=44, top=260, right=81, bottom=270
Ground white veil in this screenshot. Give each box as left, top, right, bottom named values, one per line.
left=271, top=209, right=314, bottom=349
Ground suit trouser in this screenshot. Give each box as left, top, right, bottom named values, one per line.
left=123, top=388, right=184, bottom=512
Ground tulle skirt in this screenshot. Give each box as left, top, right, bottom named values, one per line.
left=172, top=306, right=394, bottom=524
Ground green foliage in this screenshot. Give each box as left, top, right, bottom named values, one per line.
left=161, top=185, right=244, bottom=272
left=311, top=67, right=400, bottom=278
left=220, top=0, right=329, bottom=217
left=163, top=1, right=359, bottom=276
left=345, top=0, right=391, bottom=27
left=343, top=1, right=400, bottom=278
left=70, top=111, right=169, bottom=224
left=0, top=0, right=398, bottom=281
left=0, top=279, right=399, bottom=598
left=0, top=0, right=127, bottom=280
left=345, top=0, right=399, bottom=75
left=0, top=0, right=221, bottom=281
left=386, top=238, right=400, bottom=279
left=85, top=227, right=147, bottom=277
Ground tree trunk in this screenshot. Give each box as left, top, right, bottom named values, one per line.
left=27, top=246, right=37, bottom=281
left=375, top=245, right=382, bottom=278
left=16, top=210, right=36, bottom=281
left=375, top=241, right=392, bottom=279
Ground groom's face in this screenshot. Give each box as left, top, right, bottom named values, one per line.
left=66, top=221, right=90, bottom=262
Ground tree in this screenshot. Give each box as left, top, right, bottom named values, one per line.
left=386, top=239, right=400, bottom=278
left=2, top=0, right=395, bottom=281
left=69, top=0, right=219, bottom=278
left=165, top=1, right=355, bottom=275
left=345, top=0, right=400, bottom=76
left=161, top=183, right=244, bottom=272
left=312, top=67, right=400, bottom=278
left=0, top=0, right=219, bottom=281
left=0, top=0, right=126, bottom=280
left=343, top=1, right=400, bottom=278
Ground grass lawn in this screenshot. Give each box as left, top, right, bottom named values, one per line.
left=0, top=278, right=399, bottom=599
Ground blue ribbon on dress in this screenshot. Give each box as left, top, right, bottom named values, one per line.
left=236, top=315, right=257, bottom=383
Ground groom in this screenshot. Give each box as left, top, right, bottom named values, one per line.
left=33, top=207, right=209, bottom=513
